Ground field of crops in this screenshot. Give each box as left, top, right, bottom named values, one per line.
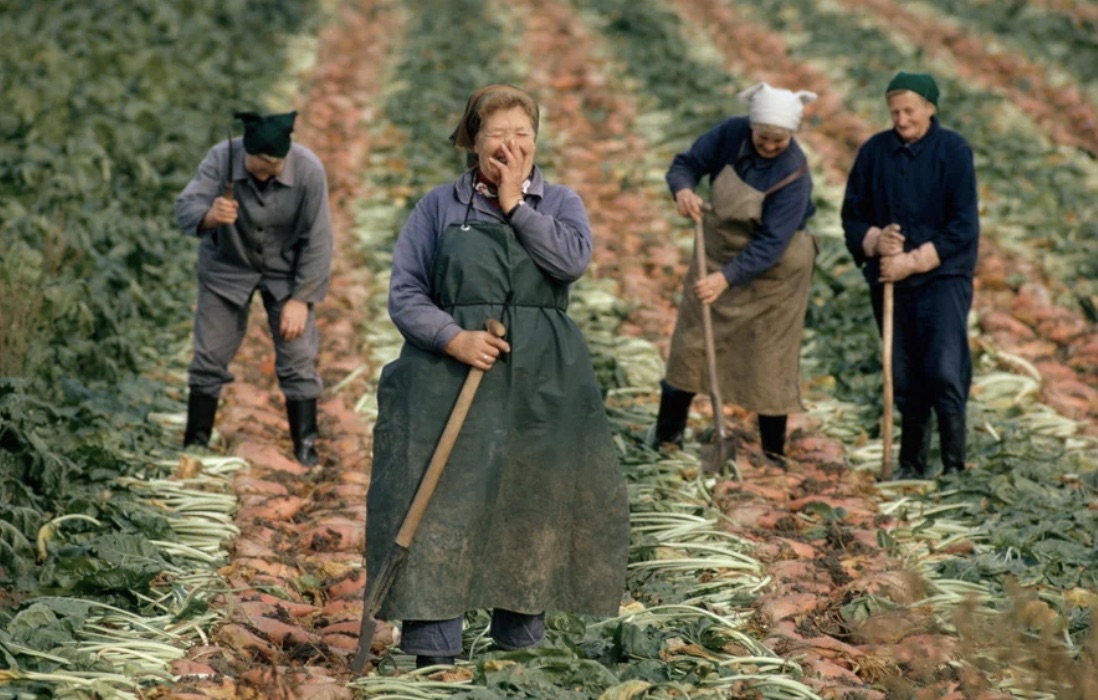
left=2, top=0, right=1097, bottom=698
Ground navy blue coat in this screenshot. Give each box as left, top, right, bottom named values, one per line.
left=842, top=118, right=979, bottom=288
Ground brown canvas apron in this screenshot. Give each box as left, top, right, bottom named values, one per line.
left=665, top=164, right=816, bottom=415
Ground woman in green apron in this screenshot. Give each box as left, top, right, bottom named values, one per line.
left=653, top=83, right=818, bottom=463
left=368, top=85, right=629, bottom=668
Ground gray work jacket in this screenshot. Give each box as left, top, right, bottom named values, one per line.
left=175, top=138, right=333, bottom=306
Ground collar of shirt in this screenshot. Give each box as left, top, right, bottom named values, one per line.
left=889, top=116, right=940, bottom=157
left=228, top=139, right=298, bottom=188
left=734, top=137, right=795, bottom=177
left=270, top=146, right=297, bottom=187
left=456, top=165, right=545, bottom=205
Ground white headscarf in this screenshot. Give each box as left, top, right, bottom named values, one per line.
left=738, top=82, right=818, bottom=132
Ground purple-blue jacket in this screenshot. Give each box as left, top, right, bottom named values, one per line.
left=389, top=167, right=592, bottom=353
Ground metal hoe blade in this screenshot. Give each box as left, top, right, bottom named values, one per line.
left=700, top=419, right=741, bottom=480
left=351, top=543, right=407, bottom=674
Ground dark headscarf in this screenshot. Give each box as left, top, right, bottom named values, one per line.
left=235, top=111, right=297, bottom=158
left=449, top=85, right=539, bottom=168
left=886, top=72, right=939, bottom=109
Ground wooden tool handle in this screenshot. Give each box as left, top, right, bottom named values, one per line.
left=881, top=281, right=895, bottom=480
left=393, top=318, right=506, bottom=547
left=224, top=127, right=235, bottom=202
left=694, top=215, right=726, bottom=440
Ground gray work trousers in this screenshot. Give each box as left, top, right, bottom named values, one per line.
left=400, top=610, right=546, bottom=656
left=187, top=283, right=322, bottom=401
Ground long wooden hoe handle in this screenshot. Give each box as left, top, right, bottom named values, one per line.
left=881, top=282, right=894, bottom=481
left=694, top=212, right=738, bottom=479
left=224, top=127, right=235, bottom=202
left=695, top=215, right=724, bottom=436
left=395, top=317, right=506, bottom=546
left=351, top=318, right=505, bottom=674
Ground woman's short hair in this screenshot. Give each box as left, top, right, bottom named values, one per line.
left=450, top=85, right=540, bottom=168
left=473, top=89, right=539, bottom=138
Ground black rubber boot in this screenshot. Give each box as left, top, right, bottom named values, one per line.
left=938, top=412, right=967, bottom=476
left=758, top=414, right=787, bottom=457
left=895, top=410, right=932, bottom=480
left=286, top=399, right=320, bottom=466
left=183, top=392, right=219, bottom=448
left=415, top=655, right=455, bottom=669
left=651, top=380, right=694, bottom=449
left=758, top=414, right=788, bottom=468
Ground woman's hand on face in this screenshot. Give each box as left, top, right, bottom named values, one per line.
left=674, top=189, right=704, bottom=222
left=693, top=271, right=730, bottom=305
left=444, top=329, right=512, bottom=369
left=491, top=140, right=534, bottom=211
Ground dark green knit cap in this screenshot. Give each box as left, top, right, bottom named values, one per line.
left=886, top=72, right=939, bottom=108
left=235, top=111, right=297, bottom=158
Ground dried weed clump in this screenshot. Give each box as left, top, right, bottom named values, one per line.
left=951, top=581, right=1098, bottom=698
left=0, top=220, right=70, bottom=377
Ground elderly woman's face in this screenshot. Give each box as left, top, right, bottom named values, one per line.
left=750, top=127, right=792, bottom=159
left=888, top=91, right=935, bottom=143
left=474, top=106, right=536, bottom=183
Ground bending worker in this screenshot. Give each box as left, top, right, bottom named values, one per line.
left=654, top=82, right=818, bottom=464
left=175, top=111, right=333, bottom=466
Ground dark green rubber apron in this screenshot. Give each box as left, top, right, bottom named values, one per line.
left=367, top=208, right=629, bottom=622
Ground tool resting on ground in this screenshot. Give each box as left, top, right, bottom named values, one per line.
left=693, top=212, right=740, bottom=480
left=351, top=318, right=507, bottom=674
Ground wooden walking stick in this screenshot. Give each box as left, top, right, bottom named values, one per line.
left=881, top=282, right=894, bottom=481
left=351, top=319, right=506, bottom=674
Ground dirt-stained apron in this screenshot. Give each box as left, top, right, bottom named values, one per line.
left=665, top=164, right=816, bottom=415
left=367, top=218, right=629, bottom=622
